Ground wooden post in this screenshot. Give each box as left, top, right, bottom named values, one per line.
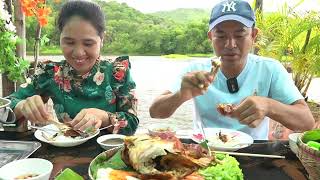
left=254, top=0, right=263, bottom=12
left=2, top=0, right=15, bottom=97
left=14, top=0, right=26, bottom=90
left=253, top=0, right=263, bottom=55
left=14, top=0, right=26, bottom=60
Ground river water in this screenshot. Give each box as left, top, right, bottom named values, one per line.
left=8, top=55, right=320, bottom=133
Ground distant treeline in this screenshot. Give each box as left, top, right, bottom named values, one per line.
left=25, top=0, right=212, bottom=55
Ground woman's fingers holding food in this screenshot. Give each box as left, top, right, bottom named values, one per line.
left=22, top=104, right=37, bottom=123
left=22, top=95, right=48, bottom=122
left=70, top=109, right=86, bottom=127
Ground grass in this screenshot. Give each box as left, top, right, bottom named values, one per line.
left=162, top=54, right=190, bottom=59
left=27, top=46, right=62, bottom=56
left=162, top=53, right=213, bottom=59
left=27, top=46, right=214, bottom=58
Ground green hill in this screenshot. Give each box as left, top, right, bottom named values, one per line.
left=151, top=8, right=210, bottom=24
left=26, top=1, right=211, bottom=55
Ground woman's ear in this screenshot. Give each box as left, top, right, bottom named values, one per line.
left=100, top=31, right=105, bottom=48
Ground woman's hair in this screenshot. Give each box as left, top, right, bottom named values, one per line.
left=57, top=0, right=105, bottom=38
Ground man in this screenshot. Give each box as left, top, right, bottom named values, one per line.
left=149, top=0, right=315, bottom=139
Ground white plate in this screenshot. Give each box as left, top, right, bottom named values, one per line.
left=192, top=128, right=253, bottom=151
left=34, top=124, right=99, bottom=147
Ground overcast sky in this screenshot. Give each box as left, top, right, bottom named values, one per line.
left=112, top=0, right=320, bottom=13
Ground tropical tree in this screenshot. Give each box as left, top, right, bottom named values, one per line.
left=0, top=0, right=29, bottom=83
left=255, top=3, right=320, bottom=98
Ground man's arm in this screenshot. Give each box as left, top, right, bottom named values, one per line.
left=267, top=99, right=315, bottom=131
left=150, top=65, right=219, bottom=119
left=233, top=96, right=315, bottom=131
left=149, top=90, right=187, bottom=119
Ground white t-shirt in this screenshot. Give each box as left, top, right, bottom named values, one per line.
left=169, top=54, right=303, bottom=140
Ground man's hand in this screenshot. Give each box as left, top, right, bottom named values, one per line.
left=180, top=71, right=213, bottom=100
left=314, top=120, right=320, bottom=129
left=231, top=96, right=270, bottom=128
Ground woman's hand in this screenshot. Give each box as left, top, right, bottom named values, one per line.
left=15, top=95, right=49, bottom=123
left=69, top=108, right=109, bottom=131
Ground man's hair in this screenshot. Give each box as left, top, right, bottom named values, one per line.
left=57, top=0, right=105, bottom=38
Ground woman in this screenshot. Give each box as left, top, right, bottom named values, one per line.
left=9, top=0, right=138, bottom=135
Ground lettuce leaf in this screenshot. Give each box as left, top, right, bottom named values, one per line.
left=198, top=154, right=244, bottom=180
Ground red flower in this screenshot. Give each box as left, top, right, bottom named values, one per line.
left=19, top=0, right=53, bottom=27
left=112, top=120, right=128, bottom=134
left=113, top=71, right=125, bottom=81
left=53, top=65, right=59, bottom=73
left=193, top=133, right=204, bottom=141
left=121, top=60, right=129, bottom=69
left=109, top=97, right=116, bottom=104
left=63, top=80, right=71, bottom=92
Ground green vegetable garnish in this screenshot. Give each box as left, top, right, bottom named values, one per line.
left=90, top=150, right=133, bottom=179
left=84, top=126, right=96, bottom=134
left=302, top=129, right=320, bottom=143
left=307, top=141, right=320, bottom=150
left=199, top=154, right=244, bottom=180
left=55, top=168, right=83, bottom=180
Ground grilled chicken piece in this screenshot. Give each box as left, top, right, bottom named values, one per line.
left=121, top=134, right=214, bottom=179
left=216, top=103, right=235, bottom=116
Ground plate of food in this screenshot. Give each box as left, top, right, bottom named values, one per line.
left=88, top=133, right=244, bottom=180
left=147, top=124, right=176, bottom=136
left=192, top=128, right=254, bottom=151
left=34, top=124, right=99, bottom=147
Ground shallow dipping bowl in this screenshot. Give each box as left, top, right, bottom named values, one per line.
left=97, top=134, right=126, bottom=150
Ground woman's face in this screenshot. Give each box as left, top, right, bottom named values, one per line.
left=60, top=16, right=103, bottom=75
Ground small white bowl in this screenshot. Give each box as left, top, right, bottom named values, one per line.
left=147, top=124, right=176, bottom=136
left=97, top=134, right=126, bottom=150
left=0, top=158, right=53, bottom=180
left=288, top=132, right=302, bottom=154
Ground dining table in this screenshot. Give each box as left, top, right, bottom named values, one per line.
left=0, top=130, right=308, bottom=180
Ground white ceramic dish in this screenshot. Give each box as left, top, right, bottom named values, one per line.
left=147, top=124, right=177, bottom=136
left=288, top=132, right=302, bottom=154
left=0, top=158, right=53, bottom=180
left=192, top=128, right=254, bottom=151
left=97, top=134, right=126, bottom=150
left=175, top=129, right=193, bottom=139
left=34, top=124, right=99, bottom=147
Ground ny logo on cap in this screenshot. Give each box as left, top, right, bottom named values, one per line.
left=222, top=1, right=237, bottom=13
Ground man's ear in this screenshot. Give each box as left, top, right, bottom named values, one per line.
left=208, top=31, right=213, bottom=41
left=252, top=27, right=259, bottom=41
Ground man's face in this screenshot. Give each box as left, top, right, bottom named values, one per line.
left=208, top=21, right=258, bottom=63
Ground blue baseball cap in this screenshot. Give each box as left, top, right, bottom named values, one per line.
left=208, top=0, right=256, bottom=31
